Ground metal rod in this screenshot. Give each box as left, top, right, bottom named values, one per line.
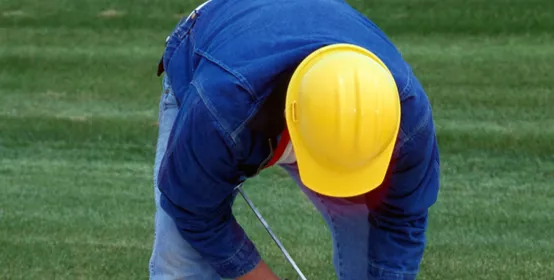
left=237, top=186, right=308, bottom=280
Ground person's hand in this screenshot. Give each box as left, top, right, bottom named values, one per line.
left=236, top=260, right=280, bottom=280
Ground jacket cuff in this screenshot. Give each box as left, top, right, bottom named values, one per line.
left=211, top=235, right=262, bottom=278
left=369, top=263, right=418, bottom=280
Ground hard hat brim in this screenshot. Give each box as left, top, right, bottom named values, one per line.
left=285, top=43, right=400, bottom=198
left=290, top=129, right=397, bottom=198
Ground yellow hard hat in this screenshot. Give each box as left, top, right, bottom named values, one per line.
left=285, top=43, right=401, bottom=198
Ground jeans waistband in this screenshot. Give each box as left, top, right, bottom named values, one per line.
left=157, top=0, right=213, bottom=76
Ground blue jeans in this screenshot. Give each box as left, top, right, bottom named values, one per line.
left=149, top=75, right=439, bottom=280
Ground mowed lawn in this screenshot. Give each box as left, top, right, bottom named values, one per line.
left=1, top=0, right=553, bottom=279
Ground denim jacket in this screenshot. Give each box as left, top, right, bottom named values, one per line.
left=156, top=0, right=439, bottom=278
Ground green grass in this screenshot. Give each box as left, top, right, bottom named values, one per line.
left=1, top=0, right=553, bottom=279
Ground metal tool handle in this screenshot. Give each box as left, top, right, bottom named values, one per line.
left=237, top=186, right=308, bottom=280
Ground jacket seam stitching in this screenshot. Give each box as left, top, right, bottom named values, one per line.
left=209, top=234, right=260, bottom=277
left=212, top=234, right=249, bottom=267
left=398, top=69, right=412, bottom=98
left=368, top=262, right=418, bottom=276
left=195, top=49, right=257, bottom=99
left=190, top=80, right=237, bottom=149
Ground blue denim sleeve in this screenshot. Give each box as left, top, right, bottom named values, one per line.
left=366, top=143, right=439, bottom=279
left=365, top=91, right=440, bottom=279
left=156, top=95, right=261, bottom=279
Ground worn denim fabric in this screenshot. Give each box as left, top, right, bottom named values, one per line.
left=153, top=0, right=440, bottom=279
left=149, top=74, right=439, bottom=280
left=150, top=75, right=226, bottom=280
left=281, top=77, right=440, bottom=280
